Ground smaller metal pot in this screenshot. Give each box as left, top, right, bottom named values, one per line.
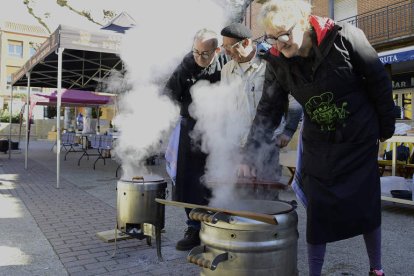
left=117, top=175, right=167, bottom=231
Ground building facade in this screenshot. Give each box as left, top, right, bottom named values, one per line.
left=0, top=21, right=48, bottom=115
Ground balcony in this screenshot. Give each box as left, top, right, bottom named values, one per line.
left=340, top=0, right=414, bottom=50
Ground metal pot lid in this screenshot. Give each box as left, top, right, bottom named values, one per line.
left=120, top=174, right=165, bottom=183
left=211, top=199, right=293, bottom=215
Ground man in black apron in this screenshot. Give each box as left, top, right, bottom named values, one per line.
left=165, top=29, right=227, bottom=251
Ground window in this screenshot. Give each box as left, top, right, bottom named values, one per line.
left=8, top=40, right=23, bottom=57
left=29, top=47, right=36, bottom=57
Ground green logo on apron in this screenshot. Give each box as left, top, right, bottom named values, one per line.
left=305, top=92, right=349, bottom=131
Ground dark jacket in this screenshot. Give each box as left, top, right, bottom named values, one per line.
left=165, top=52, right=227, bottom=204
left=246, top=16, right=395, bottom=244
left=165, top=52, right=227, bottom=118
left=260, top=48, right=303, bottom=139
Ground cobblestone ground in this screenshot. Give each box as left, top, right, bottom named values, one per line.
left=0, top=142, right=197, bottom=276
left=0, top=140, right=413, bottom=275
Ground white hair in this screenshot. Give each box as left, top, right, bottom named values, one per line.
left=193, top=29, right=219, bottom=48
left=258, top=0, right=312, bottom=32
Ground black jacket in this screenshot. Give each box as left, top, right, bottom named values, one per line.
left=246, top=17, right=396, bottom=244
left=165, top=52, right=227, bottom=118
left=247, top=20, right=395, bottom=152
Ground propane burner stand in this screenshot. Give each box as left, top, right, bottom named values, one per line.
left=116, top=176, right=167, bottom=261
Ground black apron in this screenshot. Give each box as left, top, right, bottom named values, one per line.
left=286, top=41, right=381, bottom=244
left=174, top=117, right=211, bottom=205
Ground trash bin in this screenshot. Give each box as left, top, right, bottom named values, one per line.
left=0, top=140, right=8, bottom=153
left=11, top=141, right=19, bottom=150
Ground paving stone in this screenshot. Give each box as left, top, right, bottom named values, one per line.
left=1, top=141, right=413, bottom=276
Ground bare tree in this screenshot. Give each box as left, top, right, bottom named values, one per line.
left=23, top=0, right=52, bottom=33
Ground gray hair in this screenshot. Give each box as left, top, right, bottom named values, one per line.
left=193, top=29, right=219, bottom=48
left=258, top=0, right=312, bottom=32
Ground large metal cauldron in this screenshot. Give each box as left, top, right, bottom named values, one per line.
left=117, top=175, right=167, bottom=260
left=187, top=200, right=298, bottom=276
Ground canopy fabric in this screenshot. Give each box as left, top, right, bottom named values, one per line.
left=29, top=89, right=113, bottom=119
left=33, top=89, right=113, bottom=106
left=378, top=45, right=414, bottom=65
left=11, top=24, right=124, bottom=90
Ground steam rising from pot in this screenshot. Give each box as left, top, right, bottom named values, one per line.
left=110, top=0, right=226, bottom=178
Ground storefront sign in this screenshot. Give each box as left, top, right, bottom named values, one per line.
left=379, top=49, right=414, bottom=65
left=392, top=73, right=414, bottom=90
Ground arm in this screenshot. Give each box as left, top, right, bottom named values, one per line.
left=243, top=63, right=288, bottom=164
left=341, top=23, right=395, bottom=140
left=164, top=65, right=184, bottom=104
left=277, top=95, right=302, bottom=147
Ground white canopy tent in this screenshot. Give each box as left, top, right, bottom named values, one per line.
left=11, top=23, right=126, bottom=188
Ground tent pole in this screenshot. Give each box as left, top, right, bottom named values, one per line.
left=97, top=105, right=100, bottom=134
left=8, top=86, right=14, bottom=160
left=57, top=47, right=64, bottom=188
left=25, top=72, right=31, bottom=170
left=74, top=107, right=77, bottom=130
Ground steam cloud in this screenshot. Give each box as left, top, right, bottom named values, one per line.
left=111, top=0, right=227, bottom=179
left=111, top=0, right=275, bottom=205
left=189, top=80, right=252, bottom=206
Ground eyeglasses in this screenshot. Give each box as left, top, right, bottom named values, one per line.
left=264, top=24, right=296, bottom=45
left=221, top=40, right=242, bottom=51
left=192, top=48, right=215, bottom=59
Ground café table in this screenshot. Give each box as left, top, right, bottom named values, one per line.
left=381, top=135, right=414, bottom=206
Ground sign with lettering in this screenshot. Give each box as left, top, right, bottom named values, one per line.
left=392, top=73, right=414, bottom=90
left=379, top=49, right=414, bottom=64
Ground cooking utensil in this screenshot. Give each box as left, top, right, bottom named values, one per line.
left=155, top=198, right=278, bottom=225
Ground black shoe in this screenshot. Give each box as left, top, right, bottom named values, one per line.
left=176, top=227, right=200, bottom=251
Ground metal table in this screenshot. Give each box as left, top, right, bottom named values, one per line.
left=382, top=135, right=414, bottom=205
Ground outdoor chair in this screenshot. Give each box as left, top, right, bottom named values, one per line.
left=93, top=134, right=113, bottom=170
left=378, top=142, right=414, bottom=177
left=61, top=132, right=80, bottom=160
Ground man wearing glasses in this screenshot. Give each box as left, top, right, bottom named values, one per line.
left=220, top=23, right=302, bottom=196
left=165, top=29, right=227, bottom=251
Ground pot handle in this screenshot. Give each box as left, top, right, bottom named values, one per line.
left=189, top=209, right=230, bottom=223
left=187, top=245, right=228, bottom=270
left=132, top=176, right=144, bottom=183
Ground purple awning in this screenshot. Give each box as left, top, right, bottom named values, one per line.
left=35, top=89, right=113, bottom=106
left=30, top=89, right=114, bottom=118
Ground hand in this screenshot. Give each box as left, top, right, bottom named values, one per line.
left=237, top=164, right=256, bottom=178
left=276, top=134, right=291, bottom=148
